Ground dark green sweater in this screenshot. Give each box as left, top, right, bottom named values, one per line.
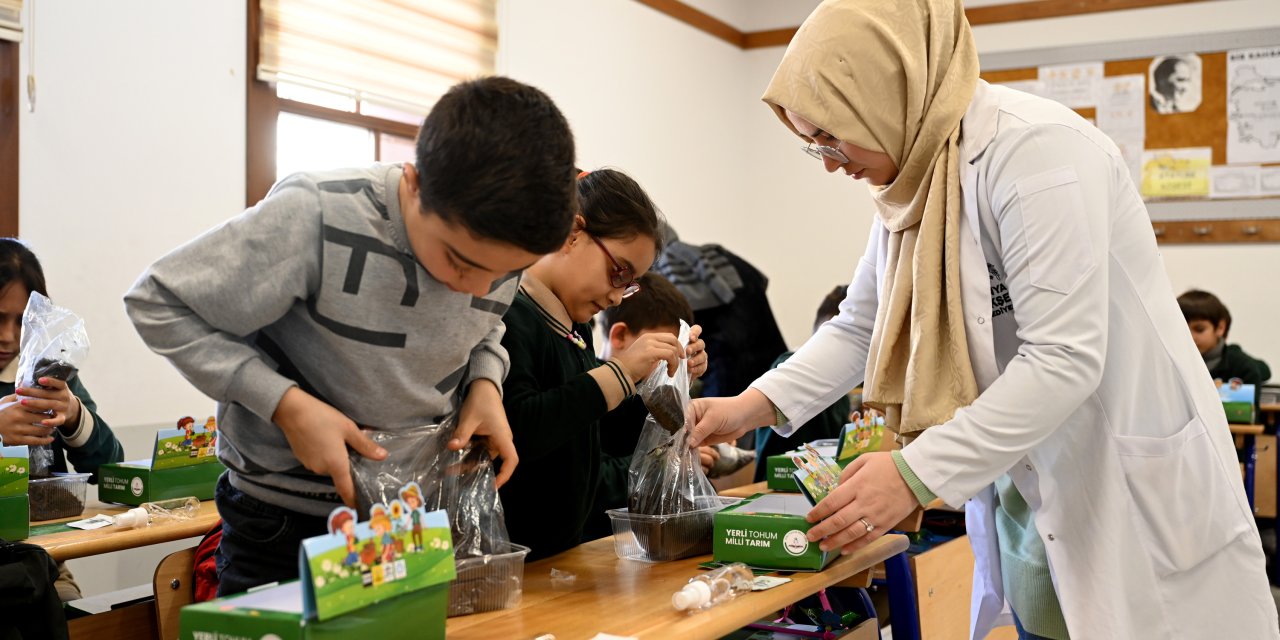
left=1, top=378, right=125, bottom=483
left=498, top=294, right=645, bottom=560
left=1211, top=343, right=1271, bottom=386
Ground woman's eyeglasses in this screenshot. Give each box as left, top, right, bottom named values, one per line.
left=803, top=142, right=850, bottom=164
left=587, top=234, right=641, bottom=298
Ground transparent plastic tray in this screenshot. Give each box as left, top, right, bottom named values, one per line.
left=29, top=472, right=91, bottom=521
left=606, top=496, right=739, bottom=562
left=448, top=542, right=531, bottom=617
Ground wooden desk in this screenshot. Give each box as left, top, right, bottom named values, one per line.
left=446, top=534, right=910, bottom=640
left=29, top=499, right=219, bottom=561
left=719, top=480, right=767, bottom=499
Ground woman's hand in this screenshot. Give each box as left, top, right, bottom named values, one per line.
left=15, top=377, right=81, bottom=430
left=614, top=332, right=683, bottom=382
left=686, top=325, right=709, bottom=380
left=804, top=451, right=919, bottom=555
left=685, top=388, right=777, bottom=447
left=0, top=394, right=57, bottom=446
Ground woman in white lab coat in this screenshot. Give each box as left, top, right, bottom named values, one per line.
left=685, top=1, right=1278, bottom=638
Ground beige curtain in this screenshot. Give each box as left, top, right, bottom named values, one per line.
left=0, top=0, right=22, bottom=43
left=258, top=0, right=496, bottom=116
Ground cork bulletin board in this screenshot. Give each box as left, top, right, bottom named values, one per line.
left=977, top=29, right=1280, bottom=244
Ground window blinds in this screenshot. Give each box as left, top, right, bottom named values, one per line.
left=258, top=0, right=496, bottom=117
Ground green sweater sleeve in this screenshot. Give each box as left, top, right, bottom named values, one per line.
left=892, top=450, right=938, bottom=506
left=500, top=303, right=614, bottom=464
left=57, top=379, right=125, bottom=483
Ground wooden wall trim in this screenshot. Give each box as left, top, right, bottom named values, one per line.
left=0, top=40, right=18, bottom=237
left=278, top=99, right=419, bottom=140
left=633, top=0, right=743, bottom=48
left=1152, top=219, right=1280, bottom=244
left=246, top=0, right=277, bottom=208
left=636, top=0, right=1219, bottom=50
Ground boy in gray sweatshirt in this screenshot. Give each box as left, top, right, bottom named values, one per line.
left=124, top=77, right=577, bottom=596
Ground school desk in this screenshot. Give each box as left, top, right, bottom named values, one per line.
left=445, top=534, right=913, bottom=640
left=28, top=497, right=219, bottom=561
left=1231, top=423, right=1276, bottom=518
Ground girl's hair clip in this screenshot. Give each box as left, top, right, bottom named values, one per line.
left=577, top=170, right=591, bottom=180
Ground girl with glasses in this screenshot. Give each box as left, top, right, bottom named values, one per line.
left=498, top=168, right=710, bottom=560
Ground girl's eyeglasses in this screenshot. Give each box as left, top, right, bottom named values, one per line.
left=587, top=234, right=641, bottom=298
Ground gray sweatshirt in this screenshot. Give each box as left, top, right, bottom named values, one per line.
left=124, top=164, right=515, bottom=515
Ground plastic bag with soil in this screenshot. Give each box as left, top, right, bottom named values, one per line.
left=627, top=320, right=718, bottom=560
left=15, top=292, right=90, bottom=479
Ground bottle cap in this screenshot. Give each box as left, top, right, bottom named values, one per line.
left=114, top=507, right=148, bottom=529
left=672, top=580, right=711, bottom=611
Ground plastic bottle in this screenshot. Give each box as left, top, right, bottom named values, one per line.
left=114, top=496, right=200, bottom=529
left=671, top=563, right=753, bottom=611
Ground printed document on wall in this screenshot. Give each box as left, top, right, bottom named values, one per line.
left=1141, top=147, right=1211, bottom=199
left=1097, top=74, right=1146, bottom=187
left=1227, top=46, right=1280, bottom=164
left=1038, top=62, right=1104, bottom=108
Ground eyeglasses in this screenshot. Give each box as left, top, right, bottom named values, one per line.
left=803, top=142, right=850, bottom=165
left=587, top=234, right=641, bottom=298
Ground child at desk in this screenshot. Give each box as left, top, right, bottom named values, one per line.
left=0, top=238, right=124, bottom=601
left=498, top=170, right=709, bottom=560
left=125, top=77, right=578, bottom=595
left=1178, top=289, right=1271, bottom=386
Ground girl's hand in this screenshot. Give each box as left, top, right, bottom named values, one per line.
left=15, top=377, right=80, bottom=430
left=686, top=325, right=709, bottom=380
left=0, top=393, right=57, bottom=445
left=614, top=332, right=683, bottom=382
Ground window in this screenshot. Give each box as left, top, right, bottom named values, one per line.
left=246, top=0, right=496, bottom=206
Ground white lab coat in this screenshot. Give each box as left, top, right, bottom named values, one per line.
left=753, top=81, right=1279, bottom=639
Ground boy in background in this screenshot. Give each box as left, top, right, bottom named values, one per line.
left=125, top=77, right=578, bottom=595
left=1178, top=290, right=1271, bottom=385
left=754, top=285, right=853, bottom=482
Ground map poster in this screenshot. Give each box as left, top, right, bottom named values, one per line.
left=1227, top=46, right=1280, bottom=165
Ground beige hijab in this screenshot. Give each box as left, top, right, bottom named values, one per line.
left=763, top=0, right=980, bottom=436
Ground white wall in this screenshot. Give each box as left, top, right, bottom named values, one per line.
left=19, top=0, right=240, bottom=436
left=19, top=0, right=244, bottom=597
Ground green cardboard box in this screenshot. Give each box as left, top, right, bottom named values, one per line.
left=1219, top=382, right=1256, bottom=424
left=98, top=458, right=225, bottom=505
left=765, top=440, right=839, bottom=491
left=99, top=417, right=226, bottom=505
left=179, top=579, right=447, bottom=640
left=0, top=445, right=29, bottom=540
left=0, top=495, right=29, bottom=540
left=713, top=493, right=836, bottom=571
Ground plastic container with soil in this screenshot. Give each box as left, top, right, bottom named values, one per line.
left=606, top=496, right=739, bottom=562
left=448, top=542, right=531, bottom=617
left=28, top=472, right=91, bottom=521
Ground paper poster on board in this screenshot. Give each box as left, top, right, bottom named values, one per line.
left=1149, top=54, right=1202, bottom=114
left=1227, top=46, right=1280, bottom=165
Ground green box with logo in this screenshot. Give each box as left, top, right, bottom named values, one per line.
left=765, top=441, right=839, bottom=491
left=98, top=459, right=225, bottom=505
left=713, top=493, right=835, bottom=572
left=0, top=446, right=29, bottom=540
left=179, top=579, right=447, bottom=640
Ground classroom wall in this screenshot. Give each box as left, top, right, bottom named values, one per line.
left=18, top=0, right=239, bottom=434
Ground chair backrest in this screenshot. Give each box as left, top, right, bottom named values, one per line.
left=153, top=547, right=196, bottom=640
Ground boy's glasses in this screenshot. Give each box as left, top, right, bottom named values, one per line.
left=587, top=234, right=641, bottom=298
left=803, top=142, right=850, bottom=164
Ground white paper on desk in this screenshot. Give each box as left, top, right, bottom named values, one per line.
left=1038, top=62, right=1104, bottom=108
left=1227, top=46, right=1280, bottom=165
left=66, top=514, right=114, bottom=530
left=1260, top=166, right=1280, bottom=196
left=1210, top=165, right=1262, bottom=198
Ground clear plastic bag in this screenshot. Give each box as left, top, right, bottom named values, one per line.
left=349, top=416, right=525, bottom=616
left=348, top=417, right=510, bottom=558
left=15, top=292, right=90, bottom=478
left=626, top=321, right=718, bottom=560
